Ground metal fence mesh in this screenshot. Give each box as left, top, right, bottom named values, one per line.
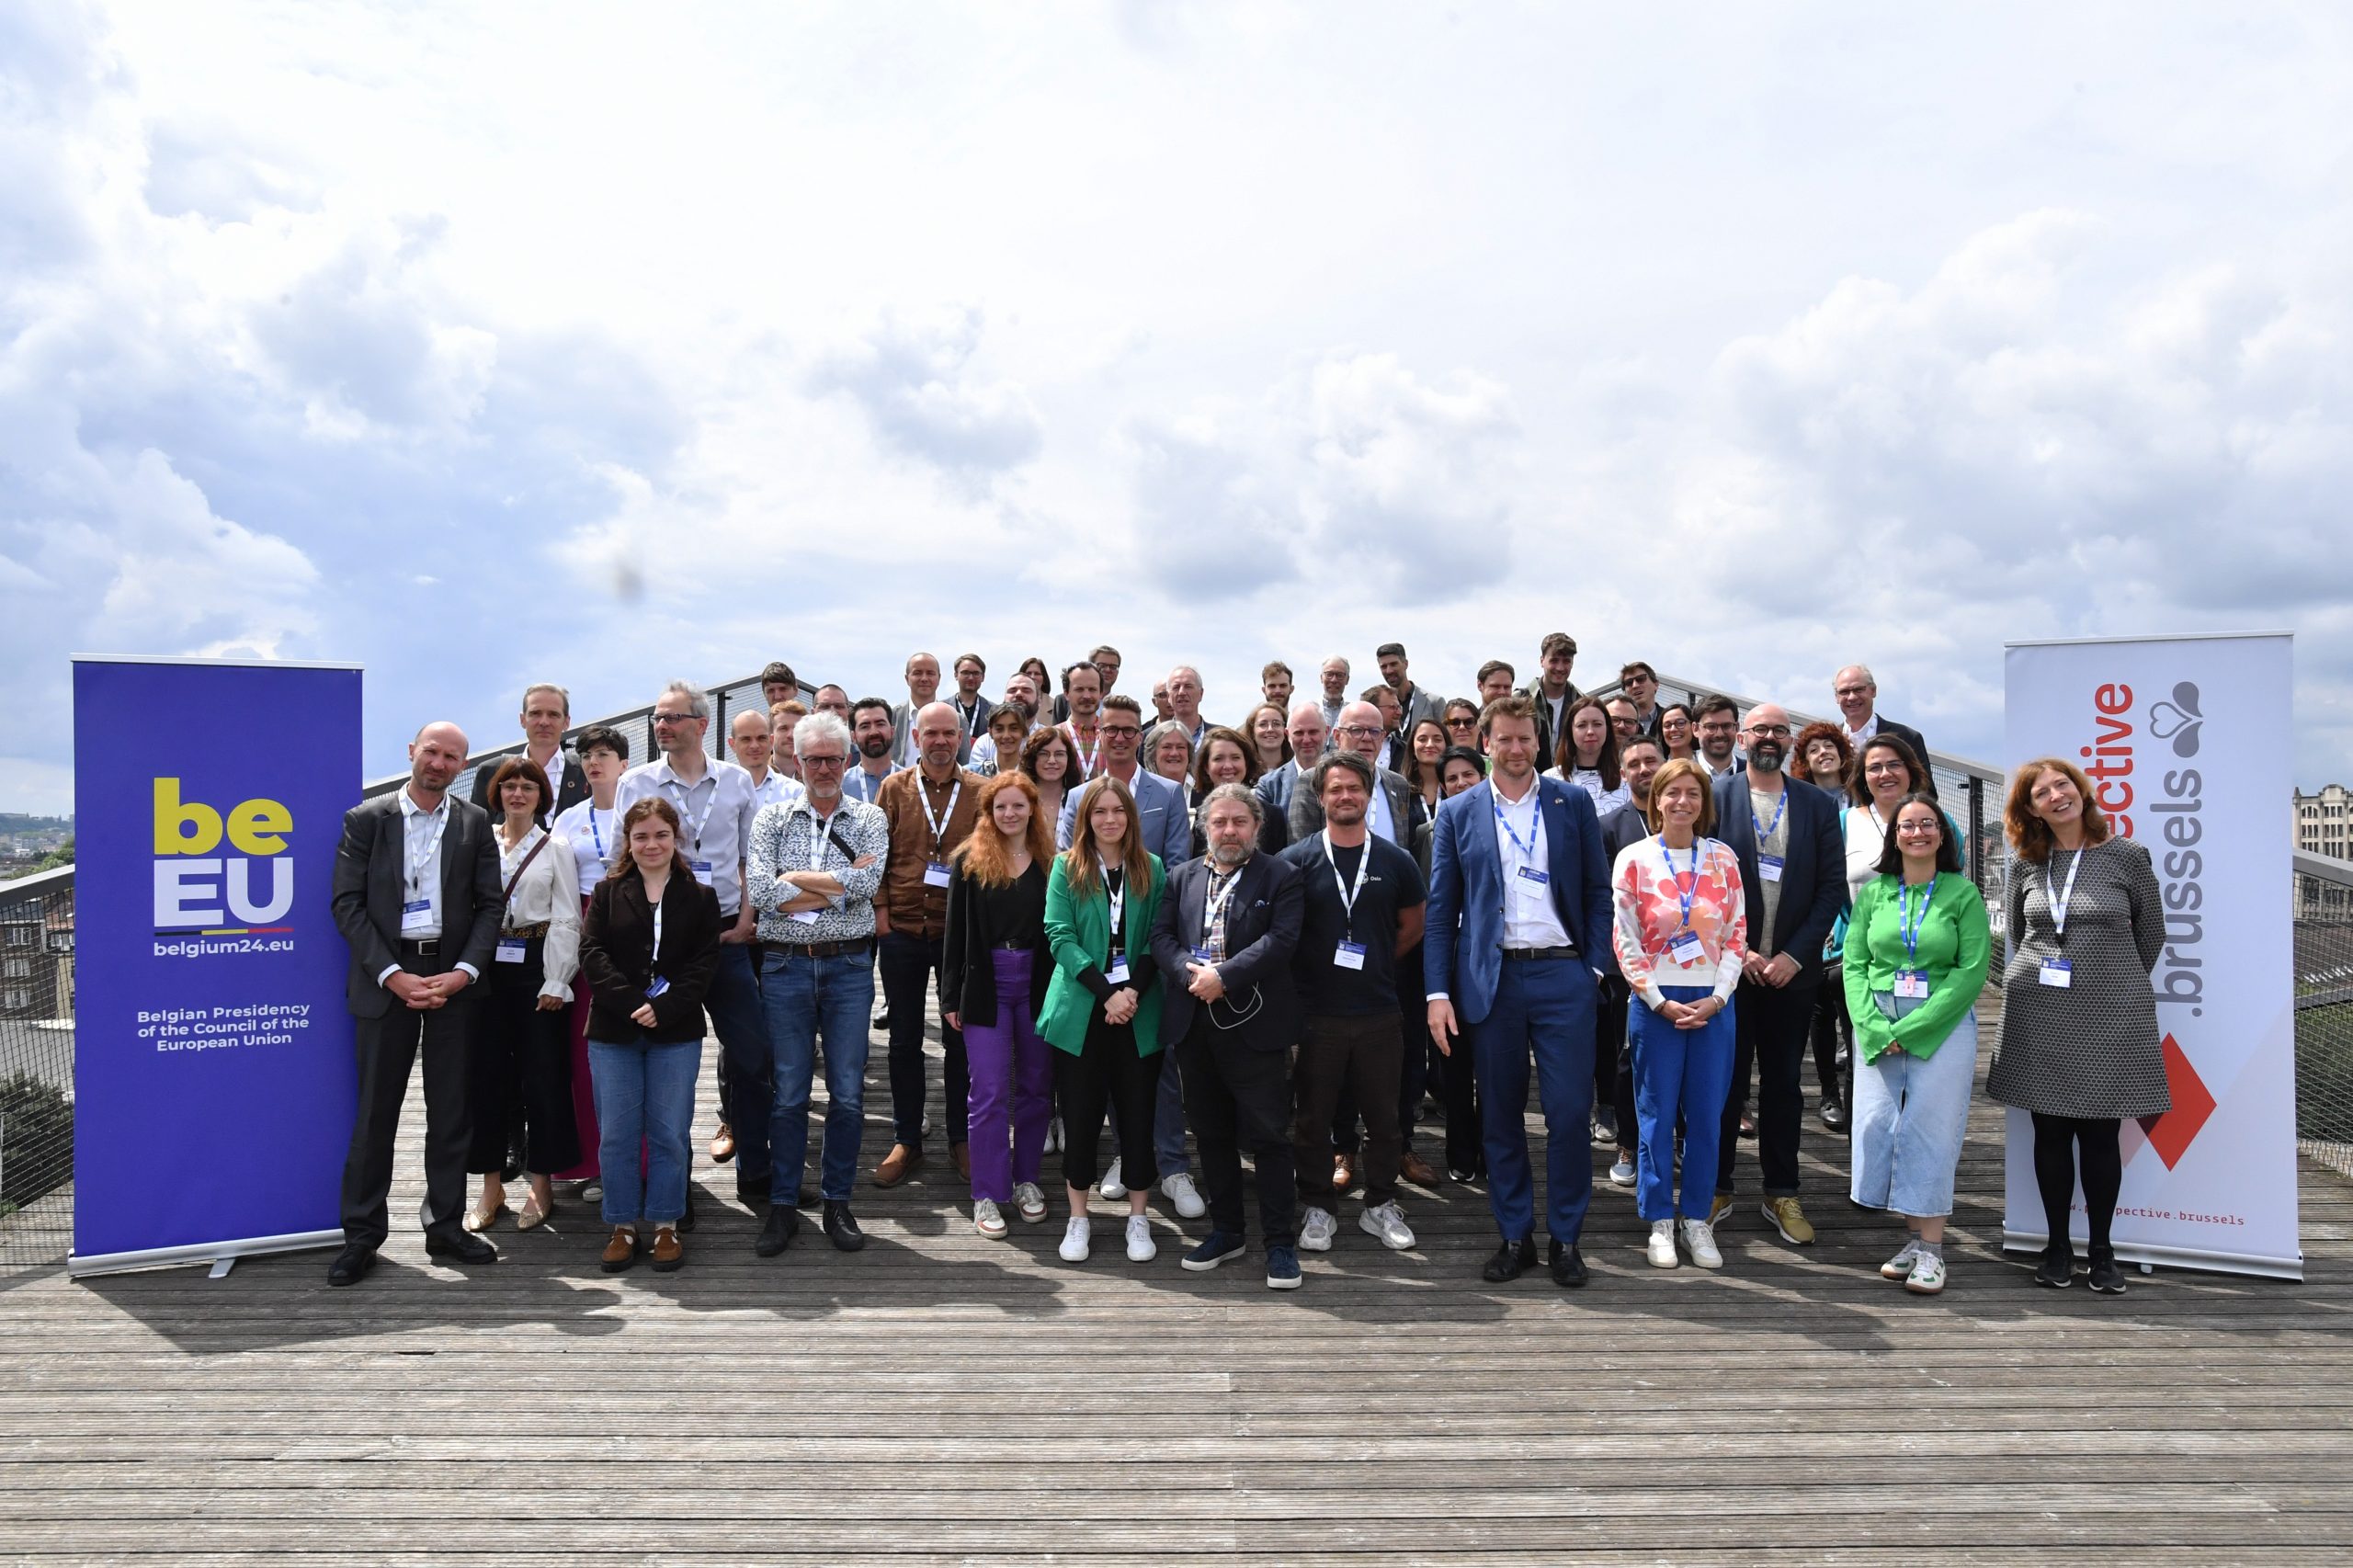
left=2295, top=868, right=2353, bottom=1178
left=0, top=876, right=74, bottom=1272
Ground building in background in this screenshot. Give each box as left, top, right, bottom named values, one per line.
left=2297, top=785, right=2353, bottom=863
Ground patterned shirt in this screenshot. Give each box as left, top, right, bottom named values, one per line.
left=1610, top=835, right=1748, bottom=1008
left=745, top=796, right=889, bottom=944
left=1199, top=861, right=1247, bottom=964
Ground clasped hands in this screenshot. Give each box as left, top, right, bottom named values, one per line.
left=389, top=970, right=470, bottom=1010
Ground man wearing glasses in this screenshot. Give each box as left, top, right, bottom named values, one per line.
left=613, top=682, right=769, bottom=1209
left=1286, top=701, right=1424, bottom=850
left=1617, top=662, right=1663, bottom=738
left=1831, top=664, right=1929, bottom=767
left=1692, top=695, right=1742, bottom=778
left=1054, top=695, right=1190, bottom=867
left=1709, top=702, right=1845, bottom=1249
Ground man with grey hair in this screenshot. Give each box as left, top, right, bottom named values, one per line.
left=1832, top=664, right=1929, bottom=767
left=745, top=709, right=889, bottom=1256
left=470, top=682, right=588, bottom=824
left=1315, top=657, right=1352, bottom=734
left=614, top=681, right=770, bottom=1207
left=1146, top=665, right=1210, bottom=754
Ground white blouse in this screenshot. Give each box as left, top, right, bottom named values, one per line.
left=496, top=824, right=582, bottom=1002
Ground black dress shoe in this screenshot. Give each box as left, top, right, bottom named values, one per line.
left=1481, top=1236, right=1537, bottom=1283
left=1549, top=1239, right=1589, bottom=1289
left=423, top=1228, right=497, bottom=1264
left=823, top=1199, right=866, bottom=1253
left=1819, top=1098, right=1850, bottom=1133
left=756, top=1204, right=801, bottom=1257
left=326, top=1244, right=376, bottom=1287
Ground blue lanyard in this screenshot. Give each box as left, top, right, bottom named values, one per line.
left=1753, top=786, right=1787, bottom=845
left=1897, top=874, right=1936, bottom=962
left=1493, top=790, right=1540, bottom=865
left=585, top=805, right=605, bottom=858
left=1655, top=835, right=1699, bottom=931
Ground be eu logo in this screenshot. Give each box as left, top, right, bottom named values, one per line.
left=152, top=778, right=297, bottom=936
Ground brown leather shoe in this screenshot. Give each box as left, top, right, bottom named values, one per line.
left=710, top=1121, right=736, bottom=1165
left=873, top=1143, right=921, bottom=1187
left=1399, top=1149, right=1439, bottom=1187
left=600, top=1225, right=637, bottom=1273
left=1333, top=1152, right=1356, bottom=1195
left=650, top=1226, right=684, bottom=1272
left=951, top=1142, right=972, bottom=1180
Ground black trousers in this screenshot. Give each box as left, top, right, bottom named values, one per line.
left=1813, top=960, right=1852, bottom=1108
left=880, top=930, right=970, bottom=1149
left=1597, top=974, right=1639, bottom=1153
left=1177, top=1017, right=1296, bottom=1248
left=2031, top=1113, right=2124, bottom=1257
left=1054, top=1006, right=1161, bottom=1191
left=1333, top=944, right=1430, bottom=1160
left=467, top=941, right=581, bottom=1176
left=1293, top=1012, right=1404, bottom=1210
left=1717, top=977, right=1819, bottom=1198
left=342, top=975, right=476, bottom=1248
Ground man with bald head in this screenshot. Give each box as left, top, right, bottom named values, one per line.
left=1286, top=701, right=1424, bottom=849
left=873, top=700, right=988, bottom=1185
left=1710, top=701, right=1845, bottom=1249
left=327, top=721, right=504, bottom=1286
left=1255, top=700, right=1328, bottom=854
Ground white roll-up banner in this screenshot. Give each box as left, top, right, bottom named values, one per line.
left=2002, top=632, right=2300, bottom=1279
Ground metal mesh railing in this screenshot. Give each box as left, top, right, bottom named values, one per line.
left=0, top=870, right=74, bottom=1272
left=2294, top=860, right=2353, bottom=1178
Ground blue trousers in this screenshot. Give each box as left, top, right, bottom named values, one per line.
left=704, top=942, right=772, bottom=1189
left=760, top=946, right=874, bottom=1206
left=587, top=1033, right=701, bottom=1226
left=1468, top=957, right=1598, bottom=1245
left=1626, top=984, right=1737, bottom=1221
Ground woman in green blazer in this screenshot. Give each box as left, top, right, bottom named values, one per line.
left=1040, top=774, right=1167, bottom=1267
left=1841, top=793, right=1992, bottom=1295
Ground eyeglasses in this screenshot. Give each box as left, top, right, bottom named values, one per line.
left=1336, top=724, right=1383, bottom=738
left=652, top=712, right=697, bottom=726
left=1746, top=724, right=1792, bottom=739
left=1894, top=820, right=1942, bottom=835
left=1862, top=760, right=1909, bottom=776
left=799, top=754, right=847, bottom=767
left=1445, top=717, right=1476, bottom=730
left=1099, top=724, right=1142, bottom=738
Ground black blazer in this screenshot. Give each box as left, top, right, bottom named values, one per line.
left=939, top=861, right=1051, bottom=1030
left=1149, top=851, right=1303, bottom=1052
left=1600, top=801, right=1652, bottom=865
left=331, top=791, right=501, bottom=1018
left=470, top=746, right=591, bottom=825
left=1711, top=773, right=1844, bottom=985
left=578, top=868, right=723, bottom=1043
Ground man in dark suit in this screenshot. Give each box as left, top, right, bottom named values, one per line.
left=1151, top=783, right=1306, bottom=1288
left=1832, top=664, right=1928, bottom=771
left=467, top=682, right=589, bottom=824
left=327, top=721, right=503, bottom=1286
left=1425, top=695, right=1614, bottom=1289
left=1710, top=702, right=1846, bottom=1249
left=1253, top=701, right=1326, bottom=854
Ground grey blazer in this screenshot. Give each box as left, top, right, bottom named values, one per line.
left=1284, top=764, right=1424, bottom=851
left=893, top=699, right=978, bottom=766
left=330, top=791, right=502, bottom=1019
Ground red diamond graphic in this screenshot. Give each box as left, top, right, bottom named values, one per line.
left=2137, top=1033, right=2215, bottom=1170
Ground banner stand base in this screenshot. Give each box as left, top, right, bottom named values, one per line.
left=69, top=1228, right=344, bottom=1280
left=2003, top=1226, right=2303, bottom=1283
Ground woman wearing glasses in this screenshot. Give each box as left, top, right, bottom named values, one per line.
left=1441, top=698, right=1483, bottom=755
left=1245, top=701, right=1293, bottom=778
left=1656, top=703, right=1697, bottom=763
left=1842, top=794, right=1990, bottom=1294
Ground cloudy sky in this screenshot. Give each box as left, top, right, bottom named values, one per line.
left=6, top=2, right=2349, bottom=812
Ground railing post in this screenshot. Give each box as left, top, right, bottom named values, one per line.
left=1969, top=774, right=1986, bottom=889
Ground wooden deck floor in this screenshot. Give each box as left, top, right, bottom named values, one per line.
left=4, top=1011, right=2349, bottom=1564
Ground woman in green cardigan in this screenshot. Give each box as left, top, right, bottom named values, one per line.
left=1842, top=793, right=1991, bottom=1295
left=1040, top=774, right=1167, bottom=1267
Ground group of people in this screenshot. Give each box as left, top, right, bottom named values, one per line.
left=326, top=640, right=2173, bottom=1301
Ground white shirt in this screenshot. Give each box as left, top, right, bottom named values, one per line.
left=495, top=824, right=583, bottom=1002
left=534, top=747, right=566, bottom=806
left=1365, top=770, right=1399, bottom=846
left=551, top=799, right=617, bottom=903
left=1845, top=712, right=1881, bottom=745
left=1492, top=780, right=1574, bottom=950
left=747, top=767, right=806, bottom=816
left=378, top=789, right=481, bottom=986
left=614, top=756, right=758, bottom=916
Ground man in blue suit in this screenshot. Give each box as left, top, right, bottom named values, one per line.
left=1425, top=695, right=1613, bottom=1288
left=1710, top=701, right=1845, bottom=1246
left=1056, top=695, right=1191, bottom=867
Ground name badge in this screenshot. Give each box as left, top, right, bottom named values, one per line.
left=789, top=908, right=823, bottom=925
left=401, top=898, right=433, bottom=933
left=1516, top=865, right=1549, bottom=886
left=689, top=858, right=716, bottom=886
left=646, top=976, right=671, bottom=998
left=1105, top=955, right=1131, bottom=985
left=1758, top=853, right=1785, bottom=883
left=1191, top=948, right=1213, bottom=964
left=1894, top=968, right=1930, bottom=1000
left=495, top=937, right=529, bottom=964
left=923, top=860, right=952, bottom=889
left=1334, top=940, right=1368, bottom=971
left=1667, top=929, right=1707, bottom=968
left=2039, top=957, right=2073, bottom=989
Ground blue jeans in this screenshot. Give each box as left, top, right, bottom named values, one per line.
left=761, top=945, right=874, bottom=1206
left=1468, top=957, right=1598, bottom=1245
left=587, top=1033, right=702, bottom=1225
left=704, top=941, right=773, bottom=1189
left=1627, top=984, right=1737, bottom=1222
left=1851, top=1010, right=1977, bottom=1218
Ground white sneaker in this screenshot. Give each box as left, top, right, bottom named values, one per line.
left=1058, top=1216, right=1090, bottom=1263
left=1608, top=1157, right=1636, bottom=1187
left=1298, top=1206, right=1337, bottom=1252
left=1679, top=1216, right=1723, bottom=1269
left=1881, top=1239, right=1923, bottom=1280
left=1013, top=1182, right=1048, bottom=1223
left=1098, top=1157, right=1127, bottom=1200
left=1125, top=1214, right=1157, bottom=1262
left=973, top=1199, right=1007, bottom=1239
left=1161, top=1171, right=1207, bottom=1220
left=1358, top=1201, right=1415, bottom=1251
left=1646, top=1218, right=1679, bottom=1268
left=1044, top=1116, right=1063, bottom=1154
left=1904, top=1249, right=1947, bottom=1295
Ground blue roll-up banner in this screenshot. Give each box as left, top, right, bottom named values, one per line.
left=69, top=656, right=362, bottom=1276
